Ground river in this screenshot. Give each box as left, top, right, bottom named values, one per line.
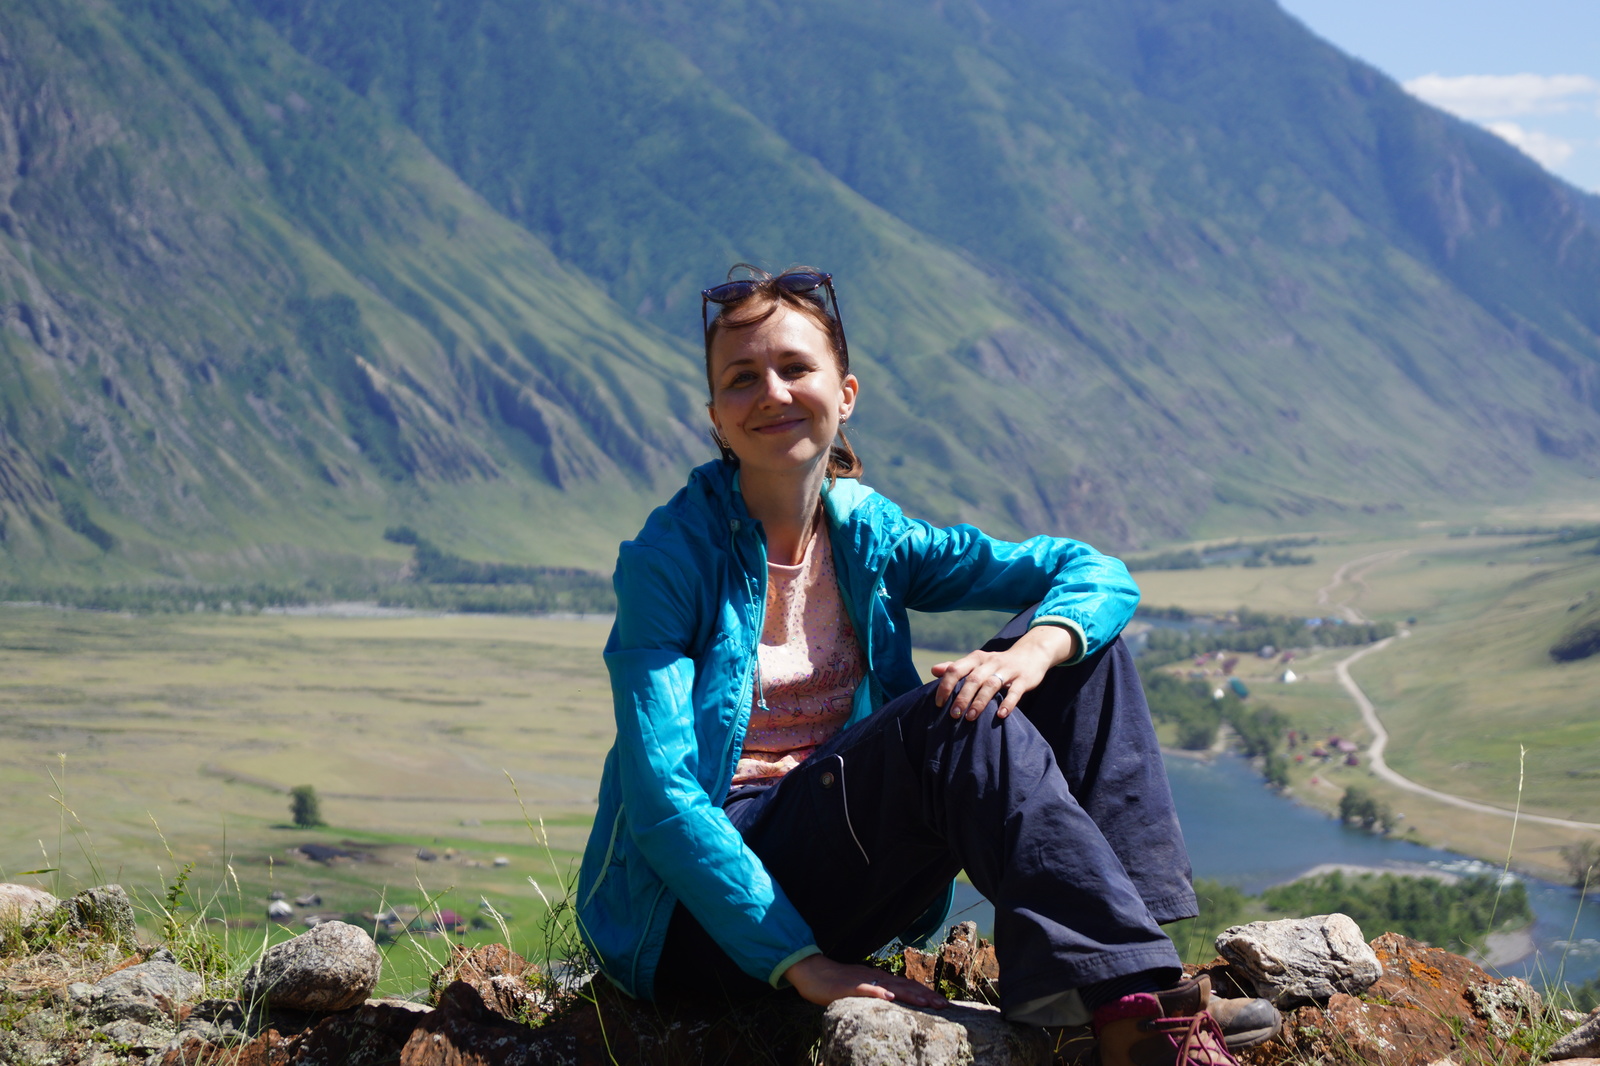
left=948, top=752, right=1600, bottom=991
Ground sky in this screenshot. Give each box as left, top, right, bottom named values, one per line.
left=1276, top=0, right=1600, bottom=194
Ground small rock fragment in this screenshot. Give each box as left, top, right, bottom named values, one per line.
left=936, top=922, right=1002, bottom=1006
left=1465, top=977, right=1541, bottom=1039
left=1550, top=1009, right=1600, bottom=1060
left=0, top=883, right=60, bottom=925
left=97, top=1018, right=174, bottom=1052
left=90, top=958, right=203, bottom=1025
left=1215, top=913, right=1382, bottom=1007
left=66, top=981, right=103, bottom=1011
left=821, top=998, right=1048, bottom=1066
left=178, top=998, right=248, bottom=1044
left=68, top=885, right=139, bottom=951
left=241, top=919, right=381, bottom=1011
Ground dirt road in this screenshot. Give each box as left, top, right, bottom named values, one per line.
left=1335, top=638, right=1600, bottom=832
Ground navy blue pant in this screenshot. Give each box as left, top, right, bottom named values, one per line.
left=655, top=613, right=1194, bottom=1012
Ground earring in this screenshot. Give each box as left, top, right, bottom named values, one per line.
left=710, top=427, right=737, bottom=462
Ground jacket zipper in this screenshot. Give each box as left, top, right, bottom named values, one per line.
left=720, top=517, right=767, bottom=792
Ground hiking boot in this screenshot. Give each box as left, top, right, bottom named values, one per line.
left=1200, top=975, right=1281, bottom=1049
left=1093, top=976, right=1240, bottom=1066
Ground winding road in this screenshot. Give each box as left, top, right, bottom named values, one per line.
left=1324, top=558, right=1600, bottom=833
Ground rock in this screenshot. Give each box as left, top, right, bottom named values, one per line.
left=178, top=998, right=248, bottom=1044
left=901, top=922, right=1002, bottom=1007
left=820, top=998, right=1048, bottom=1066
left=97, top=1018, right=174, bottom=1052
left=240, top=919, right=381, bottom=1011
left=68, top=884, right=140, bottom=951
left=67, top=980, right=103, bottom=1011
left=1464, top=977, right=1541, bottom=1040
left=1550, top=1009, right=1600, bottom=1060
left=0, top=883, right=60, bottom=924
left=428, top=942, right=542, bottom=1021
left=158, top=999, right=431, bottom=1066
left=938, top=922, right=1002, bottom=1006
left=1266, top=933, right=1535, bottom=1066
left=90, top=958, right=203, bottom=1026
left=1216, top=913, right=1382, bottom=1007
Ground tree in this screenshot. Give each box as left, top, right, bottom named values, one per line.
left=1561, top=839, right=1600, bottom=891
left=1338, top=785, right=1392, bottom=832
left=290, top=785, right=325, bottom=828
left=1263, top=752, right=1290, bottom=789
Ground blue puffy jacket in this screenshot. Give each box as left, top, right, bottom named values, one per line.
left=576, top=461, right=1140, bottom=998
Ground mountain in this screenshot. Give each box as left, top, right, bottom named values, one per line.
left=1, top=0, right=1596, bottom=578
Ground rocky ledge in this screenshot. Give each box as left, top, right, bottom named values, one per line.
left=3, top=882, right=1597, bottom=1066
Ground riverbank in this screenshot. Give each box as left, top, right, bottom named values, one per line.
left=1164, top=752, right=1600, bottom=988
left=1135, top=525, right=1600, bottom=889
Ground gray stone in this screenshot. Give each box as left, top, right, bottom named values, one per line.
left=364, top=996, right=434, bottom=1013
left=95, top=1018, right=173, bottom=1052
left=0, top=883, right=60, bottom=925
left=179, top=998, right=248, bottom=1044
left=1215, top=913, right=1382, bottom=1007
left=820, top=998, right=1049, bottom=1066
left=66, top=981, right=103, bottom=1011
left=16, top=1008, right=64, bottom=1038
left=1549, top=1009, right=1600, bottom=1060
left=1466, top=977, right=1542, bottom=1040
left=89, top=958, right=203, bottom=1025
left=240, top=919, right=381, bottom=1011
left=68, top=884, right=139, bottom=951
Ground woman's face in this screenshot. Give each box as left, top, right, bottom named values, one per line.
left=707, top=304, right=858, bottom=482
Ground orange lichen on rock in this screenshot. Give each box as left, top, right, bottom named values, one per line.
left=1405, top=958, right=1444, bottom=987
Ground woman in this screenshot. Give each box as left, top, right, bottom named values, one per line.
left=576, top=267, right=1261, bottom=1065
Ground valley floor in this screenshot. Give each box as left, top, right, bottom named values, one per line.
left=1, top=508, right=1597, bottom=989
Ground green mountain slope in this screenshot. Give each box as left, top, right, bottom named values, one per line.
left=0, top=0, right=709, bottom=576
left=1, top=0, right=1597, bottom=579
left=241, top=0, right=1600, bottom=530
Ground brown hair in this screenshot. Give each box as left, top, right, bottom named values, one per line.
left=704, top=265, right=863, bottom=480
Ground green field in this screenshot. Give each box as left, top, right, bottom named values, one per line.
left=0, top=610, right=616, bottom=995
left=3, top=512, right=1597, bottom=994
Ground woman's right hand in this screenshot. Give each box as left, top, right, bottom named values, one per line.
left=784, top=954, right=952, bottom=1009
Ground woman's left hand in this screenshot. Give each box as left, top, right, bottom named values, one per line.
left=931, top=624, right=1078, bottom=721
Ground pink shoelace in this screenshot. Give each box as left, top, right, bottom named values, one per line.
left=1142, top=1009, right=1239, bottom=1066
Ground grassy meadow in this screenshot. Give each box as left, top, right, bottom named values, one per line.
left=2, top=508, right=1598, bottom=994
left=0, top=610, right=616, bottom=995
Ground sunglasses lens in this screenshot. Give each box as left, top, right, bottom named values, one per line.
left=775, top=272, right=827, bottom=294
left=703, top=280, right=759, bottom=304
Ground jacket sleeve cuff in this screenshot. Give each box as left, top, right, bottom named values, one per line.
left=1028, top=616, right=1088, bottom=665
left=769, top=944, right=824, bottom=988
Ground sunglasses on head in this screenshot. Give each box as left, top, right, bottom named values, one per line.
left=701, top=270, right=849, bottom=366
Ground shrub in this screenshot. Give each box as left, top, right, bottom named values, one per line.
left=1560, top=840, right=1599, bottom=890
left=290, top=785, right=324, bottom=828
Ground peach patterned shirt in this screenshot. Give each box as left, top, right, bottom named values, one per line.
left=732, top=521, right=865, bottom=786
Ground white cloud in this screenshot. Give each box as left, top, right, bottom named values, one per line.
left=1483, top=122, right=1577, bottom=168
left=1403, top=73, right=1600, bottom=120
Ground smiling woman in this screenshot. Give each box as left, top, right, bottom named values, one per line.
left=572, top=267, right=1281, bottom=1065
